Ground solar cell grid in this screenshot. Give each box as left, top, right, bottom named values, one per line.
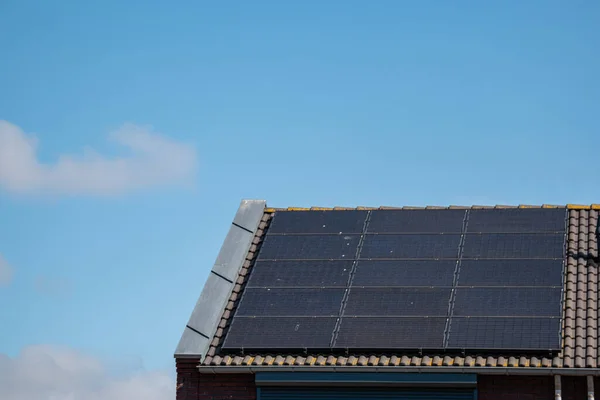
left=367, top=209, right=466, bottom=233
left=344, top=287, right=452, bottom=316
left=462, top=233, right=565, bottom=259
left=467, top=208, right=567, bottom=233
left=447, top=317, right=561, bottom=350
left=247, top=260, right=353, bottom=287
left=352, top=260, right=457, bottom=287
left=222, top=316, right=337, bottom=349
left=236, top=288, right=345, bottom=316
left=268, top=210, right=368, bottom=234
left=360, top=234, right=461, bottom=259
left=257, top=234, right=360, bottom=260
left=458, top=259, right=563, bottom=287
left=453, top=287, right=562, bottom=317
left=335, top=317, right=446, bottom=349
left=223, top=206, right=567, bottom=352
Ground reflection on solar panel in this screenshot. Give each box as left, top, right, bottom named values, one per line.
left=221, top=208, right=567, bottom=352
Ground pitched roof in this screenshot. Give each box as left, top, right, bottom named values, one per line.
left=177, top=202, right=600, bottom=371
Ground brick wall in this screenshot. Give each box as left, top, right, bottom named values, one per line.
left=478, top=375, right=593, bottom=400
left=175, top=364, right=597, bottom=400
left=175, top=359, right=256, bottom=400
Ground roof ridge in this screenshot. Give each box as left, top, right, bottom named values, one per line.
left=263, top=204, right=600, bottom=212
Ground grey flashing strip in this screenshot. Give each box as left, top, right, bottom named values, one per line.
left=174, top=199, right=267, bottom=358
left=196, top=365, right=600, bottom=377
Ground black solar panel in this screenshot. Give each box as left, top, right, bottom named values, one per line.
left=269, top=210, right=368, bottom=234
left=458, top=259, right=563, bottom=287
left=367, top=209, right=466, bottom=233
left=462, top=233, right=565, bottom=259
left=344, top=287, right=451, bottom=316
left=236, top=288, right=345, bottom=316
left=453, top=287, right=562, bottom=317
left=352, top=260, right=457, bottom=287
left=222, top=207, right=567, bottom=353
left=447, top=317, right=561, bottom=350
left=467, top=208, right=567, bottom=233
left=247, top=260, right=353, bottom=287
left=360, top=234, right=462, bottom=259
left=335, top=317, right=446, bottom=349
left=257, top=234, right=360, bottom=260
left=222, top=317, right=337, bottom=349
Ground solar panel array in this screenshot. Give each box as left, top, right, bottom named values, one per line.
left=222, top=208, right=566, bottom=352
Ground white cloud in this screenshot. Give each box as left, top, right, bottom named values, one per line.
left=0, top=120, right=197, bottom=196
left=0, top=345, right=174, bottom=400
left=0, top=253, right=13, bottom=286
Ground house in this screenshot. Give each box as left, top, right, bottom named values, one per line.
left=175, top=200, right=600, bottom=400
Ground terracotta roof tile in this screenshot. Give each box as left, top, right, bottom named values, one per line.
left=199, top=205, right=600, bottom=369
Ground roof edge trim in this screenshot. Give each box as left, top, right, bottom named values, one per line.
left=197, top=365, right=600, bottom=376
left=174, top=199, right=266, bottom=358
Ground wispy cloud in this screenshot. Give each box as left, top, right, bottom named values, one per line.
left=0, top=345, right=173, bottom=400
left=0, top=253, right=13, bottom=287
left=0, top=120, right=197, bottom=196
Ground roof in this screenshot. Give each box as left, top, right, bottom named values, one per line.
left=176, top=202, right=600, bottom=372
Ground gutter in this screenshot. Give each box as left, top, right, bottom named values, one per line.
left=197, top=365, right=600, bottom=376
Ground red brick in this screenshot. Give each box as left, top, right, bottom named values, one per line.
left=176, top=358, right=256, bottom=400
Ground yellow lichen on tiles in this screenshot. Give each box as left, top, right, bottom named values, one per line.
left=592, top=204, right=600, bottom=210
left=264, top=208, right=277, bottom=213
left=286, top=207, right=310, bottom=211
left=568, top=204, right=591, bottom=210
left=310, top=207, right=333, bottom=211
left=543, top=204, right=564, bottom=208
left=518, top=204, right=539, bottom=208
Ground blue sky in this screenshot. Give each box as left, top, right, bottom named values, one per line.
left=0, top=1, right=598, bottom=398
